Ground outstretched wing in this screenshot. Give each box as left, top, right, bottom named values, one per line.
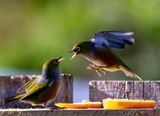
left=91, top=31, right=135, bottom=49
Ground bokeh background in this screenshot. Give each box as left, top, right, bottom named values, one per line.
left=0, top=0, right=160, bottom=102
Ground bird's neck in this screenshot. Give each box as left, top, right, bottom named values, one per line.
left=82, top=44, right=94, bottom=58
left=42, top=68, right=61, bottom=80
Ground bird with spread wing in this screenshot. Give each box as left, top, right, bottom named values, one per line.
left=69, top=31, right=142, bottom=80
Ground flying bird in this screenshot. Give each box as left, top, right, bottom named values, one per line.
left=69, top=31, right=142, bottom=80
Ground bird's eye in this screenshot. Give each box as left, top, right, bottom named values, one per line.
left=53, top=60, right=58, bottom=65
left=76, top=46, right=81, bottom=52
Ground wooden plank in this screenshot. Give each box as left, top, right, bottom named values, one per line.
left=0, top=74, right=73, bottom=108
left=155, top=108, right=160, bottom=116
left=89, top=80, right=160, bottom=101
left=125, top=81, right=134, bottom=99
left=55, top=74, right=73, bottom=103
left=0, top=75, right=32, bottom=101
left=133, top=81, right=144, bottom=100
left=125, top=81, right=144, bottom=99
left=89, top=81, right=125, bottom=101
left=143, top=81, right=152, bottom=100
left=0, top=109, right=159, bottom=116
left=150, top=81, right=160, bottom=101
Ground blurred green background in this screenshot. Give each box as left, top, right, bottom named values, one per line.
left=0, top=0, right=160, bottom=80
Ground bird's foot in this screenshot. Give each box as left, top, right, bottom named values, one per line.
left=87, top=64, right=106, bottom=77
left=43, top=102, right=64, bottom=111
left=49, top=105, right=64, bottom=111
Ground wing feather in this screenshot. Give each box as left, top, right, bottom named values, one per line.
left=16, top=77, right=38, bottom=93
left=21, top=81, right=47, bottom=100
left=91, top=31, right=135, bottom=49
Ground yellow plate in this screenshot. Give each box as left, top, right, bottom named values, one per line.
left=103, top=98, right=156, bottom=109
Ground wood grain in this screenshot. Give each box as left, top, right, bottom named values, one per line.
left=0, top=109, right=159, bottom=116
left=89, top=81, right=125, bottom=101
left=89, top=80, right=160, bottom=102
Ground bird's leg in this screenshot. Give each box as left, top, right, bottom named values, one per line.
left=43, top=102, right=49, bottom=108
left=87, top=64, right=106, bottom=77
left=43, top=102, right=64, bottom=111
left=51, top=104, right=64, bottom=110
left=87, top=64, right=101, bottom=71
left=96, top=70, right=102, bottom=77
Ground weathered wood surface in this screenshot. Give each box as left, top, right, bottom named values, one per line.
left=0, top=109, right=159, bottom=116
left=89, top=81, right=160, bottom=102
left=0, top=74, right=73, bottom=108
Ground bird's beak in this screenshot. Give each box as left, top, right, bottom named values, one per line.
left=58, top=57, right=64, bottom=62
left=68, top=50, right=77, bottom=60
left=68, top=50, right=73, bottom=53
left=70, top=52, right=77, bottom=60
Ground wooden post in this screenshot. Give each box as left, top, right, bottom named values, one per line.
left=0, top=74, right=73, bottom=108
left=89, top=81, right=160, bottom=101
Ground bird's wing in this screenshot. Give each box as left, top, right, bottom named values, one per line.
left=16, top=77, right=38, bottom=93
left=91, top=31, right=135, bottom=49
left=21, top=80, right=48, bottom=99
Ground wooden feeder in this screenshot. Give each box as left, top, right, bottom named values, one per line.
left=0, top=75, right=159, bottom=116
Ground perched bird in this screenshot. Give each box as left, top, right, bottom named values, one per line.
left=69, top=31, right=142, bottom=80
left=5, top=57, right=64, bottom=107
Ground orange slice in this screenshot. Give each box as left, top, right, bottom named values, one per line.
left=103, top=98, right=156, bottom=109
left=55, top=101, right=102, bottom=109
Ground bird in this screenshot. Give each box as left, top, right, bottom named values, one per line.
left=69, top=31, right=142, bottom=80
left=5, top=57, right=64, bottom=107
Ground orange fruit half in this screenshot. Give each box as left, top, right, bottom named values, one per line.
left=103, top=98, right=156, bottom=109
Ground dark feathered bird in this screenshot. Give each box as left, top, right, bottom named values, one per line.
left=69, top=31, right=142, bottom=80
left=5, top=57, right=64, bottom=106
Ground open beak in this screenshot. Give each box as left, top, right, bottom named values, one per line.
left=68, top=50, right=73, bottom=53
left=70, top=52, right=77, bottom=60
left=58, top=56, right=64, bottom=62
left=68, top=50, right=77, bottom=60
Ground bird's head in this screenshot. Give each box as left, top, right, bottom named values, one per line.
left=69, top=41, right=91, bottom=60
left=42, top=56, right=64, bottom=71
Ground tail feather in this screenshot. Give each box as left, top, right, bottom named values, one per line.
left=5, top=94, right=24, bottom=103
left=120, top=66, right=142, bottom=80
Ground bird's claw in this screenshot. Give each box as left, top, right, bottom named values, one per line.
left=43, top=103, right=64, bottom=111
left=87, top=64, right=106, bottom=77
left=48, top=105, right=64, bottom=111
